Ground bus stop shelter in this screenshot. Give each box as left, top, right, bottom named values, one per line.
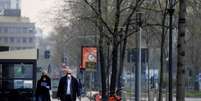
left=0, top=49, right=38, bottom=101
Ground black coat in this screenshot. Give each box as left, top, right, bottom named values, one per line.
left=57, top=75, right=80, bottom=101
left=36, top=75, right=51, bottom=101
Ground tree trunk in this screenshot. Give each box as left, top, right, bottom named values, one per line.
left=110, top=0, right=121, bottom=96
left=176, top=0, right=187, bottom=100
left=110, top=38, right=119, bottom=95
left=159, top=9, right=168, bottom=101
left=97, top=0, right=107, bottom=100
left=98, top=22, right=107, bottom=100
left=117, top=36, right=127, bottom=96
left=99, top=36, right=107, bottom=101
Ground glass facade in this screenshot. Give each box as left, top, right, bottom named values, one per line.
left=0, top=17, right=36, bottom=51
left=0, top=0, right=21, bottom=9
left=0, top=59, right=36, bottom=101
left=0, top=0, right=10, bottom=9
left=0, top=63, right=33, bottom=89
left=0, top=26, right=35, bottom=34
left=0, top=36, right=35, bottom=44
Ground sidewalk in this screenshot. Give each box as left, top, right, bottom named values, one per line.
left=52, top=97, right=89, bottom=101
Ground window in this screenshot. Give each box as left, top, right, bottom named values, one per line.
left=17, top=37, right=21, bottom=43
left=0, top=27, right=2, bottom=33
left=3, top=27, right=8, bottom=33
left=0, top=63, right=34, bottom=89
left=28, top=28, right=34, bottom=33
left=4, top=37, right=8, bottom=43
left=29, top=37, right=33, bottom=43
left=14, top=80, right=32, bottom=89
left=16, top=3, right=19, bottom=9
left=22, top=37, right=27, bottom=43
left=14, top=64, right=33, bottom=78
left=23, top=27, right=27, bottom=33
left=10, top=37, right=14, bottom=43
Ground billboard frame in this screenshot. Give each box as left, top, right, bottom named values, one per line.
left=80, top=46, right=97, bottom=71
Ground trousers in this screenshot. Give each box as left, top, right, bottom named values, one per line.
left=61, top=95, right=73, bottom=101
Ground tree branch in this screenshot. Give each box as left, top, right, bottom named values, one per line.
left=83, top=0, right=114, bottom=34
left=113, top=0, right=122, bottom=35
left=122, top=0, right=145, bottom=27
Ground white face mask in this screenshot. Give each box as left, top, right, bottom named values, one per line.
left=67, top=74, right=71, bottom=78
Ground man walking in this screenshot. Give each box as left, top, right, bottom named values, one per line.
left=57, top=66, right=80, bottom=101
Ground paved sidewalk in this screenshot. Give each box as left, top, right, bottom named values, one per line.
left=52, top=97, right=90, bottom=101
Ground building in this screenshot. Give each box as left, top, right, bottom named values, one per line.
left=0, top=0, right=21, bottom=16
left=0, top=0, right=21, bottom=9
left=0, top=49, right=38, bottom=101
left=0, top=16, right=36, bottom=50
left=0, top=1, right=38, bottom=97
left=0, top=0, right=36, bottom=50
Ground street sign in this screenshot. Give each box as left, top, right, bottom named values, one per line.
left=86, top=62, right=96, bottom=71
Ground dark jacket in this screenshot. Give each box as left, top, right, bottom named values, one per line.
left=36, top=75, right=51, bottom=101
left=57, top=75, right=80, bottom=101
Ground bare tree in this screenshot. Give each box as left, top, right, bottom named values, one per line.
left=176, top=0, right=187, bottom=100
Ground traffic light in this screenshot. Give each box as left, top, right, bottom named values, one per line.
left=44, top=50, right=50, bottom=59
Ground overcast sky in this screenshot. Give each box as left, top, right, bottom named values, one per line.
left=21, top=0, right=57, bottom=36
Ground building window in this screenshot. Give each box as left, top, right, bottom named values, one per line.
left=0, top=63, right=33, bottom=89
left=23, top=27, right=27, bottom=33
left=17, top=37, right=21, bottom=43
left=10, top=37, right=14, bottom=43
left=29, top=37, right=33, bottom=43
left=16, top=3, right=19, bottom=9
left=28, top=28, right=34, bottom=33
left=22, top=37, right=27, bottom=43
left=4, top=27, right=8, bottom=33
left=4, top=37, right=8, bottom=43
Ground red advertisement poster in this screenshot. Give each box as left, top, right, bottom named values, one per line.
left=81, top=46, right=97, bottom=70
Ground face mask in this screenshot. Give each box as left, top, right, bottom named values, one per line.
left=67, top=74, right=71, bottom=78
left=42, top=76, right=47, bottom=80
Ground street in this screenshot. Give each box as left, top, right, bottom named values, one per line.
left=0, top=0, right=201, bottom=101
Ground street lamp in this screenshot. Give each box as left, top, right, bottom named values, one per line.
left=135, top=12, right=143, bottom=101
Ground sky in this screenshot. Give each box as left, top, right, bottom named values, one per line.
left=21, top=0, right=58, bottom=36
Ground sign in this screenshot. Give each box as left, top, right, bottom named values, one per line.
left=81, top=46, right=97, bottom=70
left=86, top=62, right=96, bottom=71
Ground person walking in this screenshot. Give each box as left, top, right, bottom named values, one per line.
left=57, top=66, right=80, bottom=101
left=36, top=70, right=51, bottom=101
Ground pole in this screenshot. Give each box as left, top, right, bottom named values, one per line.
left=147, top=62, right=150, bottom=101
left=90, top=72, right=92, bottom=101
left=135, top=27, right=142, bottom=101
left=168, top=0, right=174, bottom=101
left=130, top=64, right=132, bottom=101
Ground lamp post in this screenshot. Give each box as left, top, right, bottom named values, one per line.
left=135, top=12, right=143, bottom=101
left=168, top=0, right=175, bottom=101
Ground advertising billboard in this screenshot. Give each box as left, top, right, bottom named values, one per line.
left=81, top=46, right=97, bottom=70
